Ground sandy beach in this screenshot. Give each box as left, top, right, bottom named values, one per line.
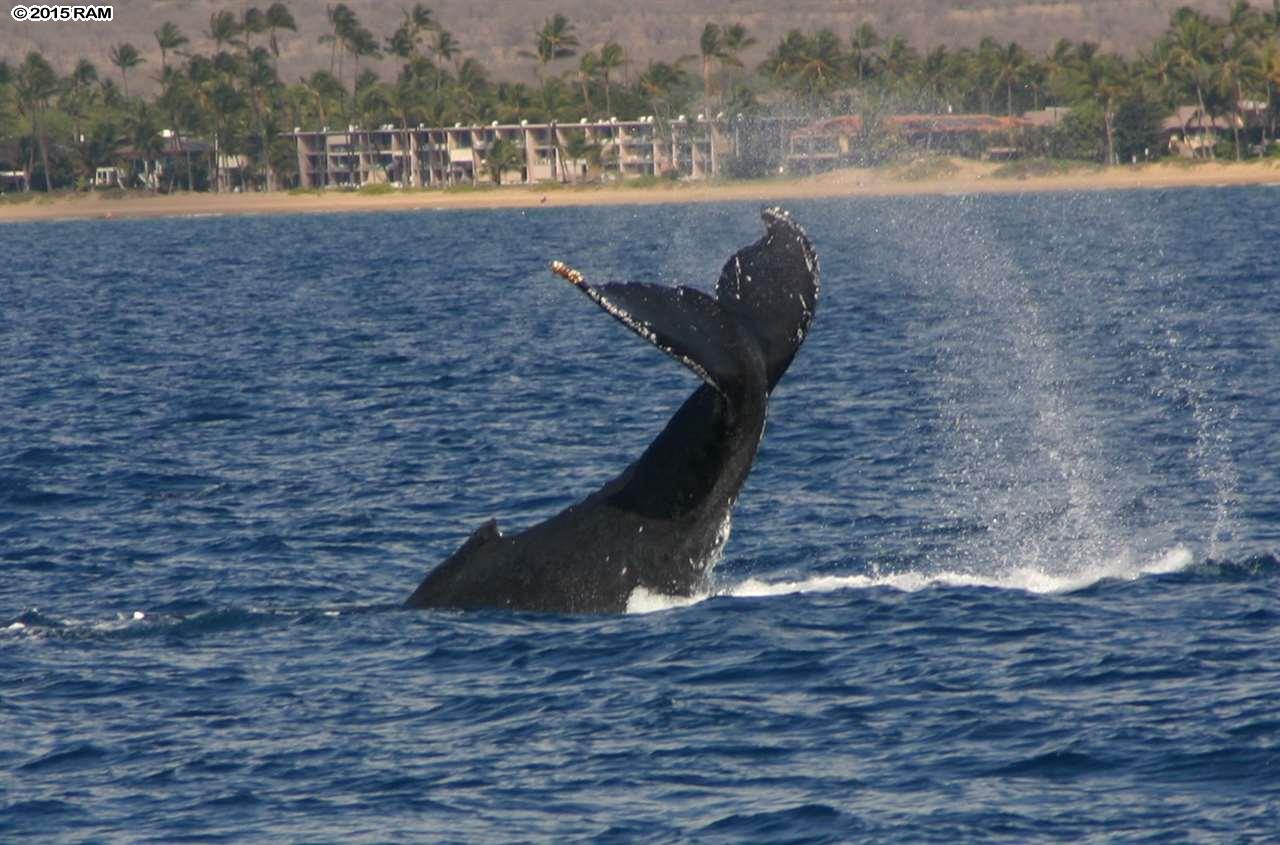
left=2, top=158, right=1278, bottom=223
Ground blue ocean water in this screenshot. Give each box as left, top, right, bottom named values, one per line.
left=2, top=188, right=1278, bottom=842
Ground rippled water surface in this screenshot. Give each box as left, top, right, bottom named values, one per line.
left=4, top=188, right=1279, bottom=842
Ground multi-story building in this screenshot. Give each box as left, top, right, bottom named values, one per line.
left=287, top=116, right=748, bottom=189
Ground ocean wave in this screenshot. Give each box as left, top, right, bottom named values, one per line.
left=2, top=603, right=391, bottom=642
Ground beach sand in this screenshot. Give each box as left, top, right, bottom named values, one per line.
left=2, top=158, right=1278, bottom=223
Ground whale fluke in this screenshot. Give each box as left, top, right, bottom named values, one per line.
left=406, top=208, right=819, bottom=613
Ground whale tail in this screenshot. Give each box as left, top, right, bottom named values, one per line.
left=553, top=207, right=818, bottom=397
left=715, top=207, right=819, bottom=392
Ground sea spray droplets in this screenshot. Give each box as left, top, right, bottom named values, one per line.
left=895, top=198, right=1126, bottom=578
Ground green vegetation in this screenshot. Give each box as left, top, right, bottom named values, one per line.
left=891, top=156, right=961, bottom=181
left=1, top=1, right=1278, bottom=193
left=622, top=174, right=668, bottom=188
left=356, top=182, right=394, bottom=195
left=989, top=157, right=1101, bottom=179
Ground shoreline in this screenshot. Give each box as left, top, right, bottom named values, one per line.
left=2, top=158, right=1278, bottom=223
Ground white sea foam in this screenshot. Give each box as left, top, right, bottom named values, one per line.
left=625, top=586, right=704, bottom=614
left=625, top=546, right=1195, bottom=614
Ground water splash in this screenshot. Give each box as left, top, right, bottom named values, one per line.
left=905, top=203, right=1127, bottom=578
left=1152, top=324, right=1241, bottom=560
left=626, top=546, right=1196, bottom=614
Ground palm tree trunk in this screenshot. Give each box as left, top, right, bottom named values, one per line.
left=1104, top=109, right=1116, bottom=166
left=1231, top=99, right=1242, bottom=160
left=1195, top=84, right=1212, bottom=159
left=214, top=121, right=222, bottom=192
left=37, top=114, right=53, bottom=192
left=1264, top=81, right=1273, bottom=146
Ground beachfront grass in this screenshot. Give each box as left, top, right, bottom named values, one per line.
left=990, top=157, right=1103, bottom=179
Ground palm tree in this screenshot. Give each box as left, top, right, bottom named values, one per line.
left=265, top=3, right=298, bottom=62
left=577, top=51, right=599, bottom=113
left=637, top=60, right=692, bottom=129
left=62, top=58, right=99, bottom=145
left=801, top=30, right=848, bottom=99
left=763, top=30, right=846, bottom=103
left=241, top=46, right=281, bottom=188
left=241, top=7, right=268, bottom=49
left=384, top=78, right=422, bottom=186
left=149, top=25, right=190, bottom=189
left=347, top=24, right=381, bottom=98
left=319, top=4, right=356, bottom=85
left=1045, top=37, right=1077, bottom=103
left=1217, top=35, right=1262, bottom=159
left=524, top=14, right=578, bottom=80
left=697, top=23, right=728, bottom=105
left=124, top=101, right=165, bottom=190
left=80, top=119, right=126, bottom=186
left=208, top=10, right=241, bottom=53
left=15, top=51, right=60, bottom=190
left=483, top=135, right=524, bottom=184
left=1142, top=39, right=1180, bottom=112
left=761, top=30, right=809, bottom=89
left=155, top=65, right=200, bottom=190
left=536, top=76, right=572, bottom=123
left=990, top=41, right=1030, bottom=115
left=720, top=23, right=756, bottom=104
left=188, top=53, right=243, bottom=191
left=1227, top=0, right=1264, bottom=42
left=598, top=41, right=625, bottom=116
left=880, top=35, right=919, bottom=92
left=109, top=43, right=145, bottom=97
left=849, top=23, right=882, bottom=85
left=301, top=69, right=345, bottom=128
left=154, top=23, right=189, bottom=75
left=1168, top=7, right=1225, bottom=157
left=1021, top=59, right=1049, bottom=111
left=1069, top=52, right=1130, bottom=164
left=387, top=4, right=435, bottom=68
left=430, top=29, right=461, bottom=88
left=453, top=58, right=489, bottom=121
left=916, top=45, right=951, bottom=112
left=561, top=130, right=598, bottom=182
left=1260, top=39, right=1280, bottom=145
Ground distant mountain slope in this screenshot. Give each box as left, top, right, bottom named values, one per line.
left=1, top=0, right=1236, bottom=89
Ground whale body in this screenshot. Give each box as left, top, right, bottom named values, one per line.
left=406, top=208, right=819, bottom=613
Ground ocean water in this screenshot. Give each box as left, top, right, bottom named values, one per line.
left=3, top=188, right=1278, bottom=843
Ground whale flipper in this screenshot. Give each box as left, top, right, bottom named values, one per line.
left=406, top=208, right=819, bottom=614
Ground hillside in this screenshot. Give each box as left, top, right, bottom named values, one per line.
left=0, top=0, right=1237, bottom=91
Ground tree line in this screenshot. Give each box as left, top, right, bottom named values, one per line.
left=2, top=1, right=1278, bottom=192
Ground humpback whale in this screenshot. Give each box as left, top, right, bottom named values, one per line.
left=406, top=208, right=819, bottom=613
